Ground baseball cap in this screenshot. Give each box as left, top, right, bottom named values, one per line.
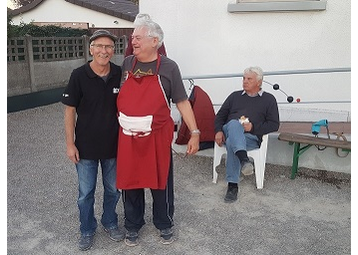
left=89, top=30, right=118, bottom=43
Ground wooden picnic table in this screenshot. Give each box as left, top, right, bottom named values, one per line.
left=278, top=132, right=351, bottom=179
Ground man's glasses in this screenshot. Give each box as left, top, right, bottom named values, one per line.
left=91, top=44, right=115, bottom=51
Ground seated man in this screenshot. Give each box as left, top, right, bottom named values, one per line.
left=214, top=66, right=280, bottom=203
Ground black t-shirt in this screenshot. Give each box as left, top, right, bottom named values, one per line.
left=61, top=61, right=121, bottom=159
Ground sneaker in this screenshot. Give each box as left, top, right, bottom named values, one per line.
left=224, top=185, right=238, bottom=203
left=104, top=227, right=124, bottom=242
left=241, top=160, right=254, bottom=176
left=160, top=227, right=174, bottom=245
left=125, top=231, right=139, bottom=247
left=79, top=234, right=94, bottom=251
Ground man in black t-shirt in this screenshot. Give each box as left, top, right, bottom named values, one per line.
left=62, top=29, right=124, bottom=251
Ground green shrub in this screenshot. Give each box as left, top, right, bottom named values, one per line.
left=8, top=15, right=89, bottom=38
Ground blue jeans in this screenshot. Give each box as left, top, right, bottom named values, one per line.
left=223, top=119, right=260, bottom=184
left=76, top=158, right=120, bottom=236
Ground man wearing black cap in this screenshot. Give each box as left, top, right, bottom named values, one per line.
left=61, top=29, right=124, bottom=251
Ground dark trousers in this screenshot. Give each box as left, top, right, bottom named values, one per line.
left=122, top=153, right=174, bottom=232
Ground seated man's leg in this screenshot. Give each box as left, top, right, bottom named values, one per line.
left=224, top=119, right=247, bottom=153
left=242, top=133, right=260, bottom=175
left=221, top=120, right=261, bottom=203
left=222, top=120, right=245, bottom=202
left=245, top=133, right=260, bottom=151
left=225, top=120, right=259, bottom=176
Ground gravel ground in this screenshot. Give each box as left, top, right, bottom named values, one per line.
left=7, top=102, right=351, bottom=255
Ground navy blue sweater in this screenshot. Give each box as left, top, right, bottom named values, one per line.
left=214, top=90, right=280, bottom=140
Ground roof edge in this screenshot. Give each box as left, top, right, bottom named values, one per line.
left=9, top=0, right=46, bottom=16
left=65, top=0, right=136, bottom=22
left=9, top=0, right=137, bottom=23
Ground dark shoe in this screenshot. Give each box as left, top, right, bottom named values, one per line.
left=79, top=234, right=94, bottom=251
left=241, top=160, right=254, bottom=176
left=125, top=231, right=139, bottom=247
left=224, top=185, right=238, bottom=203
left=104, top=227, right=124, bottom=242
left=160, top=227, right=174, bottom=245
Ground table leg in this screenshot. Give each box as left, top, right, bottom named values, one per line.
left=291, top=142, right=300, bottom=179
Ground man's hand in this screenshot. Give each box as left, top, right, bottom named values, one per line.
left=242, top=121, right=253, bottom=132
left=186, top=134, right=200, bottom=155
left=215, top=131, right=225, bottom=146
left=66, top=143, right=80, bottom=164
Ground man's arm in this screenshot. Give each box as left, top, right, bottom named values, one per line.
left=214, top=93, right=234, bottom=146
left=176, top=100, right=200, bottom=155
left=264, top=100, right=280, bottom=132
left=214, top=93, right=233, bottom=133
left=64, top=105, right=79, bottom=163
left=252, top=95, right=280, bottom=135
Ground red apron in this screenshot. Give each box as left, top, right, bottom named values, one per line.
left=116, top=55, right=174, bottom=190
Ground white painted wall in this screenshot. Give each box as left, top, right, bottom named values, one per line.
left=140, top=0, right=351, bottom=122
left=11, top=0, right=134, bottom=28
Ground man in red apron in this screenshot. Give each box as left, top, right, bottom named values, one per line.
left=125, top=14, right=167, bottom=58
left=117, top=15, right=200, bottom=246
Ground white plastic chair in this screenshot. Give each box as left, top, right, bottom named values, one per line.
left=212, top=134, right=269, bottom=189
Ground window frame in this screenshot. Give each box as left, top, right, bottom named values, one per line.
left=227, top=0, right=327, bottom=13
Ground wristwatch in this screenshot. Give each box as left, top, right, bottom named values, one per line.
left=190, top=129, right=201, bottom=135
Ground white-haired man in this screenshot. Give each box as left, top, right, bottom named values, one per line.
left=116, top=14, right=200, bottom=246
left=214, top=67, right=280, bottom=203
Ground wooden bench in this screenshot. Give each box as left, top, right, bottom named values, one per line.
left=278, top=132, right=351, bottom=179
